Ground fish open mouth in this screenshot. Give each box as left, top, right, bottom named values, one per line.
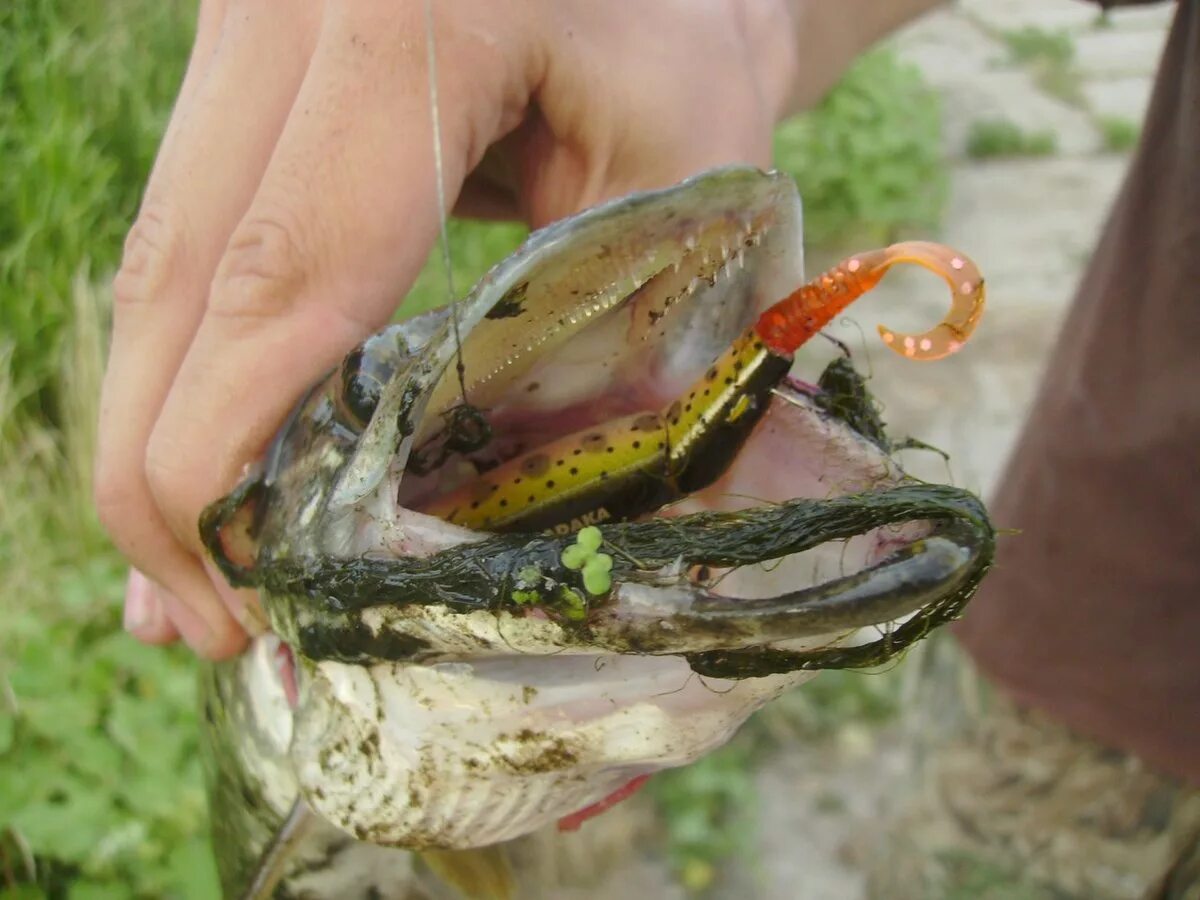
left=385, top=165, right=810, bottom=543
left=201, top=167, right=992, bottom=675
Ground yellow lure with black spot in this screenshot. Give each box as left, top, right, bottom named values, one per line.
left=421, top=329, right=790, bottom=535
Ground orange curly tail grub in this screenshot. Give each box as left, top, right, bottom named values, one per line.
left=753, top=241, right=986, bottom=362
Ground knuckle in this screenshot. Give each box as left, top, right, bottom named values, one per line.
left=210, top=213, right=311, bottom=319
left=113, top=204, right=189, bottom=307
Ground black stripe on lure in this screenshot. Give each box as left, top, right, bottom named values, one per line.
left=419, top=241, right=986, bottom=536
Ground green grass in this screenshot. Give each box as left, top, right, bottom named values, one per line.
left=1002, top=26, right=1074, bottom=68
left=935, top=850, right=1057, bottom=900
left=1098, top=115, right=1140, bottom=152
left=401, top=219, right=528, bottom=316
left=0, top=283, right=219, bottom=896
left=1000, top=26, right=1084, bottom=106
left=966, top=120, right=1058, bottom=159
left=1, top=612, right=217, bottom=897
left=0, top=5, right=945, bottom=895
left=649, top=740, right=758, bottom=895
left=774, top=49, right=946, bottom=247
left=0, top=0, right=194, bottom=422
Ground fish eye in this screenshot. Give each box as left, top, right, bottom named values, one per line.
left=335, top=348, right=383, bottom=431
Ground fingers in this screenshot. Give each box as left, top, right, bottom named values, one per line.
left=144, top=3, right=539, bottom=557
left=151, top=0, right=227, bottom=166
left=97, top=0, right=322, bottom=657
left=511, top=2, right=779, bottom=229
left=123, top=569, right=181, bottom=645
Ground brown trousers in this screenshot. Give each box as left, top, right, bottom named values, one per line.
left=955, top=0, right=1200, bottom=784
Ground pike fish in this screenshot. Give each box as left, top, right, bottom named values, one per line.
left=198, top=166, right=993, bottom=898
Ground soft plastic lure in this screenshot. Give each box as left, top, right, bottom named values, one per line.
left=420, top=241, right=985, bottom=534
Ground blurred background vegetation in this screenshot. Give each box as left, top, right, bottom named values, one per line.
left=0, top=1, right=945, bottom=896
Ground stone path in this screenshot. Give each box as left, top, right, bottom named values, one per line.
left=724, top=3, right=1173, bottom=899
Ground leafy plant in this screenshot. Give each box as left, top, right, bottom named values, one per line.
left=966, top=120, right=1058, bottom=159
left=774, top=49, right=946, bottom=247
left=1, top=611, right=219, bottom=898
left=1000, top=26, right=1083, bottom=106
left=0, top=274, right=216, bottom=896
left=1002, top=26, right=1075, bottom=68
left=649, top=740, right=757, bottom=895
left=1098, top=115, right=1139, bottom=153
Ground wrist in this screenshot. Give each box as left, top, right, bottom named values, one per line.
left=736, top=0, right=807, bottom=128
left=779, top=0, right=947, bottom=117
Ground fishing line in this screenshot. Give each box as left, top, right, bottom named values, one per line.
left=837, top=315, right=875, bottom=378
left=423, top=0, right=469, bottom=405
left=651, top=671, right=697, bottom=698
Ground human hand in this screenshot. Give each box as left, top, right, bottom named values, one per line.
left=94, top=0, right=799, bottom=657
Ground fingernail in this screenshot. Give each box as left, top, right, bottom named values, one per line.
left=204, top=561, right=269, bottom=636
left=124, top=569, right=155, bottom=631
